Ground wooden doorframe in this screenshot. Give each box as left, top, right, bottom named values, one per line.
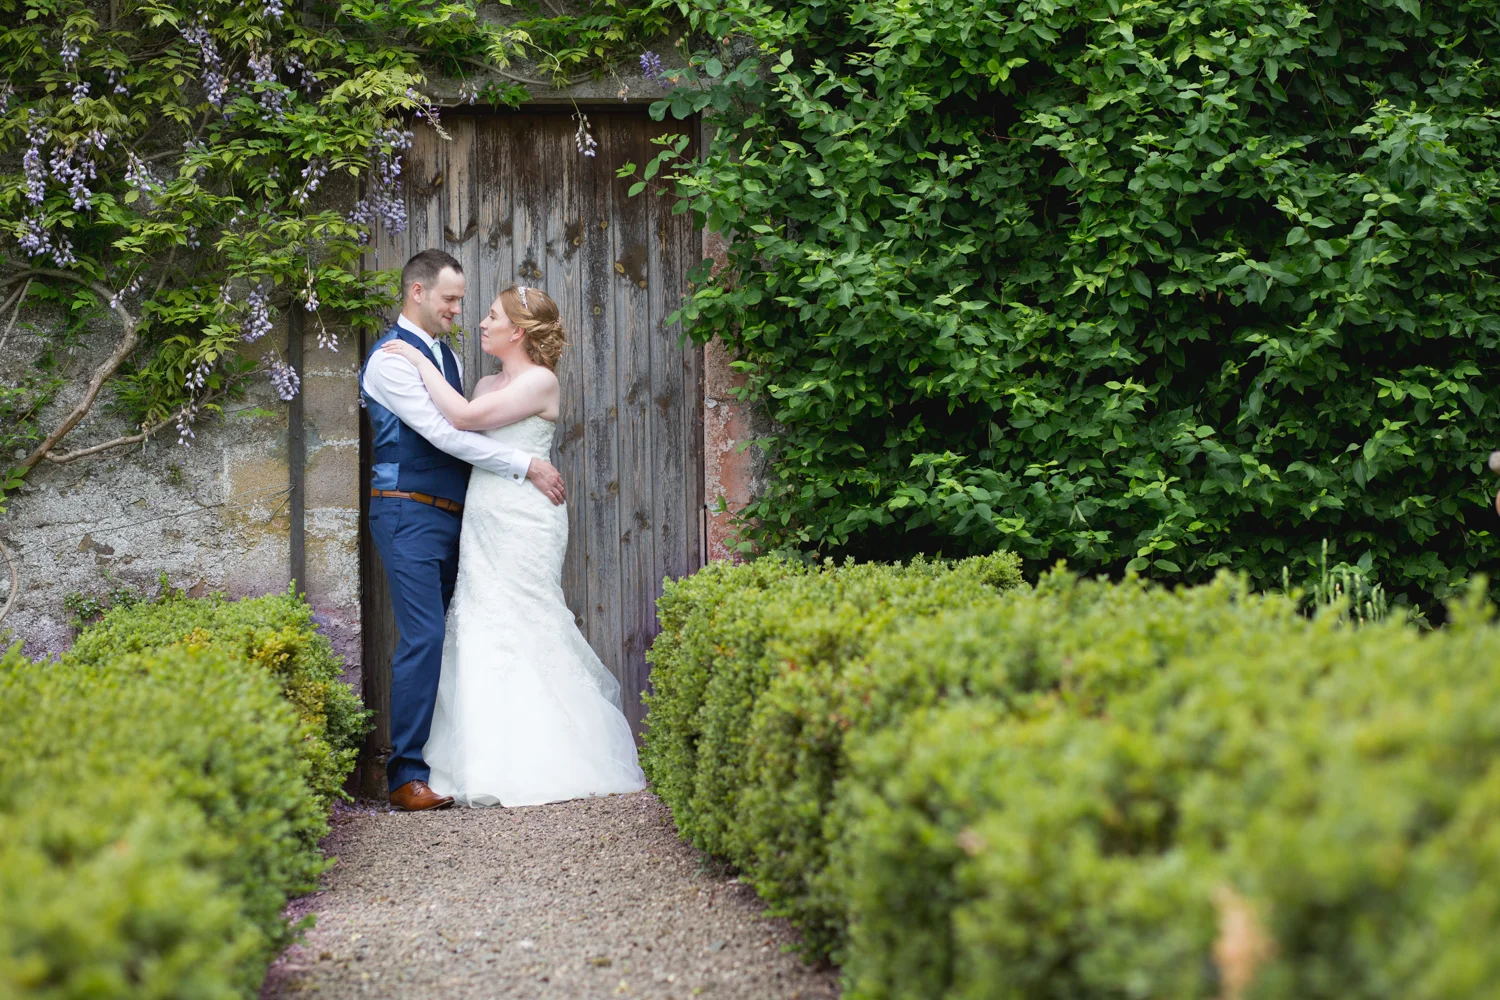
left=356, top=107, right=706, bottom=798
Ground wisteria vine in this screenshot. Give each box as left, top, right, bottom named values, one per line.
left=0, top=0, right=522, bottom=491
left=0, top=0, right=689, bottom=507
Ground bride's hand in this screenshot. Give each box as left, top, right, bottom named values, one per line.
left=380, top=341, right=430, bottom=367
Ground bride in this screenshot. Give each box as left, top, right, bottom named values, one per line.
left=380, top=284, right=647, bottom=807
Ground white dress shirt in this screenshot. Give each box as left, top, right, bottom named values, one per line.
left=361, top=314, right=532, bottom=482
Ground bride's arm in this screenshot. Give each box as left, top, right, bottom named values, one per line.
left=379, top=341, right=555, bottom=430
left=448, top=368, right=557, bottom=430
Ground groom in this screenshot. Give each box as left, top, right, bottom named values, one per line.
left=362, top=248, right=566, bottom=811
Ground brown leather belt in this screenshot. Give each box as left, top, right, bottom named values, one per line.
left=369, top=488, right=464, bottom=514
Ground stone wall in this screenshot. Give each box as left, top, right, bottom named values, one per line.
left=1, top=304, right=363, bottom=685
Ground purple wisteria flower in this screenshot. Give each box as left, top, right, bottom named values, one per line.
left=294, top=158, right=327, bottom=207
left=125, top=151, right=164, bottom=196
left=242, top=284, right=273, bottom=342
left=349, top=127, right=412, bottom=240
left=269, top=357, right=300, bottom=400
left=50, top=143, right=99, bottom=211
left=23, top=114, right=47, bottom=205
left=184, top=357, right=211, bottom=391
left=249, top=51, right=288, bottom=119
left=182, top=20, right=229, bottom=107
left=176, top=399, right=199, bottom=446
left=640, top=50, right=664, bottom=84
left=573, top=112, right=598, bottom=158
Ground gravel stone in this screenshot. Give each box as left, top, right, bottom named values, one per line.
left=260, top=791, right=841, bottom=999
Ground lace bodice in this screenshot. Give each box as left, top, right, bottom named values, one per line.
left=481, top=413, right=557, bottom=458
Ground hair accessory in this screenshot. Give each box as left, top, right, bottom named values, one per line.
left=517, top=285, right=529, bottom=310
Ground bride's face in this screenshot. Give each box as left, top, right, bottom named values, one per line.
left=478, top=296, right=522, bottom=359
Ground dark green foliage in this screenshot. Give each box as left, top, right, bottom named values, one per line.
left=0, top=645, right=327, bottom=998
left=67, top=586, right=369, bottom=810
left=658, top=0, right=1500, bottom=606
left=644, top=559, right=1500, bottom=997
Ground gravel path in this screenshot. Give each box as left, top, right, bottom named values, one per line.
left=260, top=791, right=841, bottom=1000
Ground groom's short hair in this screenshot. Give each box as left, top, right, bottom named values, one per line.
left=401, top=249, right=464, bottom=300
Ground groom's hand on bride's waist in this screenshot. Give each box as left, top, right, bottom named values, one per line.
left=527, top=457, right=566, bottom=505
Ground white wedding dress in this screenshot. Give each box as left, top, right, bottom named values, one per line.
left=424, top=414, right=647, bottom=807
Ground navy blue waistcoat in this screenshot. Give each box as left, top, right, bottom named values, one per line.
left=362, top=326, right=471, bottom=504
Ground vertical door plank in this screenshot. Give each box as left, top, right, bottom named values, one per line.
left=608, top=115, right=656, bottom=736
left=407, top=123, right=446, bottom=282
left=440, top=117, right=483, bottom=389
left=581, top=115, right=625, bottom=694
left=513, top=115, right=547, bottom=294
left=647, top=120, right=702, bottom=605
left=476, top=114, right=516, bottom=383
left=545, top=115, right=589, bottom=631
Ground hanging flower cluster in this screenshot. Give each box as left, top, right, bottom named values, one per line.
left=268, top=357, right=300, bottom=400
left=242, top=284, right=274, bottom=343
left=349, top=126, right=412, bottom=240
left=573, top=111, right=598, bottom=157
left=180, top=19, right=229, bottom=107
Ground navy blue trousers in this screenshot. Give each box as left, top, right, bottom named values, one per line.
left=367, top=497, right=463, bottom=793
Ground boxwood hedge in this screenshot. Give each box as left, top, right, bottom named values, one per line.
left=0, top=589, right=366, bottom=999
left=643, top=557, right=1500, bottom=998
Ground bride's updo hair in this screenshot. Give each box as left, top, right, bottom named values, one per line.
left=498, top=285, right=566, bottom=371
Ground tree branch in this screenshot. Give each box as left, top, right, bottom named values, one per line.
left=0, top=536, right=16, bottom=628
left=2, top=255, right=174, bottom=477
left=44, top=387, right=228, bottom=465
left=0, top=277, right=31, bottom=356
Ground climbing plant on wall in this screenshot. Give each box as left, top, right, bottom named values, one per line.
left=641, top=0, right=1500, bottom=608
left=0, top=0, right=670, bottom=513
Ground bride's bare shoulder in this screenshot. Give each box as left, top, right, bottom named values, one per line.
left=472, top=373, right=502, bottom=397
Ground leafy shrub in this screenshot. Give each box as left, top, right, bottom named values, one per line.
left=646, top=559, right=1500, bottom=997
left=642, top=552, right=1023, bottom=869
left=659, top=0, right=1500, bottom=607
left=838, top=594, right=1500, bottom=1000
left=0, top=644, right=329, bottom=998
left=67, top=586, right=368, bottom=809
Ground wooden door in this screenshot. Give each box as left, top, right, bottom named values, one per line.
left=358, top=108, right=704, bottom=791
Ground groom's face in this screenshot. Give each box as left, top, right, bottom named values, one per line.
left=411, top=266, right=466, bottom=337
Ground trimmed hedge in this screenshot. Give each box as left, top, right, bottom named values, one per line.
left=0, top=589, right=366, bottom=998
left=67, top=587, right=368, bottom=810
left=644, top=558, right=1500, bottom=998
left=642, top=551, right=1024, bottom=954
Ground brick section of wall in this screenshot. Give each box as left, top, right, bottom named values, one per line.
left=700, top=230, right=768, bottom=562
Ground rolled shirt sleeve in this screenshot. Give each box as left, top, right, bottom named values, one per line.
left=362, top=351, right=532, bottom=482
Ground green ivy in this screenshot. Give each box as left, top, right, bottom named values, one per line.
left=645, top=0, right=1500, bottom=608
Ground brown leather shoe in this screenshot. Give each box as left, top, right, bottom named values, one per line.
left=390, top=779, right=454, bottom=812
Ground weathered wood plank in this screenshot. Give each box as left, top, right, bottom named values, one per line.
left=609, top=115, right=656, bottom=736
left=543, top=115, right=589, bottom=633
left=581, top=113, right=625, bottom=694
left=407, top=122, right=446, bottom=285
left=476, top=113, right=515, bottom=383
left=440, top=117, right=483, bottom=389
left=648, top=120, right=703, bottom=602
